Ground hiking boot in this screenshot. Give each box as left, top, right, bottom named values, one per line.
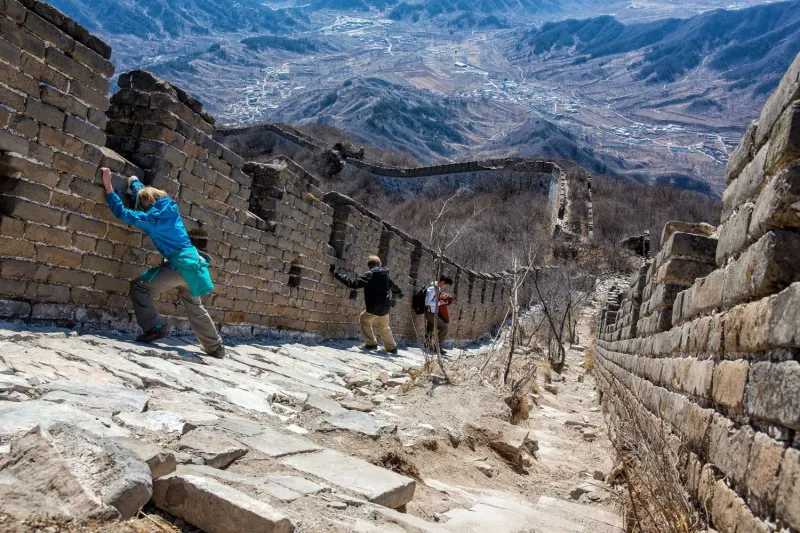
left=359, top=344, right=378, bottom=351
left=206, top=346, right=226, bottom=358
left=136, top=325, right=169, bottom=343
left=385, top=348, right=398, bottom=355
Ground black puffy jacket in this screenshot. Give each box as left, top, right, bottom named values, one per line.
left=334, top=267, right=404, bottom=316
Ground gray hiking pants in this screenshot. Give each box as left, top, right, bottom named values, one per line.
left=130, top=266, right=222, bottom=354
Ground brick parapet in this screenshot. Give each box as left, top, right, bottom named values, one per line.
left=594, top=51, right=800, bottom=533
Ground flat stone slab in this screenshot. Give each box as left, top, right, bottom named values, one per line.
left=282, top=448, right=415, bottom=508
left=322, top=411, right=396, bottom=438
left=37, top=380, right=148, bottom=415
left=153, top=474, right=294, bottom=533
left=179, top=429, right=248, bottom=468
left=240, top=427, right=322, bottom=458
left=0, top=401, right=129, bottom=440
left=177, top=464, right=302, bottom=502
left=304, top=394, right=347, bottom=415
left=111, top=437, right=177, bottom=479
left=116, top=410, right=194, bottom=434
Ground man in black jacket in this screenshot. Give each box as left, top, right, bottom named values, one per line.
left=331, top=255, right=404, bottom=353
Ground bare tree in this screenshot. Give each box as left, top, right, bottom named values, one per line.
left=426, top=188, right=484, bottom=384
left=530, top=266, right=593, bottom=374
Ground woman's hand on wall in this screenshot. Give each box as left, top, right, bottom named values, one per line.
left=101, top=167, right=113, bottom=194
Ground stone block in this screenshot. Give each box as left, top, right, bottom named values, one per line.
left=282, top=448, right=415, bottom=508
left=0, top=423, right=151, bottom=520
left=712, top=360, right=749, bottom=412
left=722, top=142, right=768, bottom=223
left=663, top=231, right=717, bottom=264
left=0, top=298, right=31, bottom=318
left=25, top=98, right=65, bottom=129
left=746, top=432, right=785, bottom=517
left=725, top=283, right=800, bottom=353
left=749, top=162, right=800, bottom=238
left=53, top=152, right=95, bottom=180
left=765, top=100, right=800, bottom=175
left=64, top=115, right=105, bottom=147
left=715, top=202, right=753, bottom=265
left=723, top=230, right=800, bottom=308
left=19, top=51, right=68, bottom=92
left=656, top=258, right=714, bottom=286
left=152, top=474, right=294, bottom=533
left=24, top=11, right=74, bottom=53
left=726, top=120, right=757, bottom=184
left=755, top=51, right=800, bottom=149
left=710, top=479, right=744, bottom=533
left=746, top=360, right=800, bottom=430
left=69, top=41, right=114, bottom=77
left=0, top=128, right=30, bottom=155
left=40, top=85, right=88, bottom=119
left=706, top=413, right=753, bottom=490
left=776, top=447, right=800, bottom=530
left=178, top=428, right=247, bottom=468
left=111, top=437, right=177, bottom=480
left=0, top=0, right=27, bottom=24
left=0, top=16, right=45, bottom=60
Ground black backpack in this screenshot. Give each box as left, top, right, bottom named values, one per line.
left=412, top=287, right=427, bottom=315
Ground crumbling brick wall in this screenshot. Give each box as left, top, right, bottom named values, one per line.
left=0, top=0, right=515, bottom=342
left=594, top=52, right=800, bottom=532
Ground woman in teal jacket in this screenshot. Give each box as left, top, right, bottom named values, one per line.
left=101, top=167, right=224, bottom=358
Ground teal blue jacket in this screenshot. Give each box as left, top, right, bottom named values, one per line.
left=106, top=180, right=215, bottom=297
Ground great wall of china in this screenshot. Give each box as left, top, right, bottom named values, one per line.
left=216, top=122, right=594, bottom=239
left=0, top=0, right=583, bottom=343
left=595, top=52, right=800, bottom=532
left=1, top=0, right=799, bottom=529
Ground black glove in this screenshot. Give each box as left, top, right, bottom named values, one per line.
left=329, top=264, right=337, bottom=275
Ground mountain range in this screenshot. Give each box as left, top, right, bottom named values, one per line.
left=513, top=0, right=800, bottom=94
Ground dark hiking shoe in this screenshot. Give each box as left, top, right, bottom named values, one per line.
left=136, top=325, right=169, bottom=343
left=359, top=344, right=378, bottom=351
left=385, top=348, right=398, bottom=355
left=206, top=346, right=226, bottom=358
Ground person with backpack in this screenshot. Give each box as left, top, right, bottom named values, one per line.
left=424, top=275, right=455, bottom=353
left=331, top=255, right=404, bottom=354
left=101, top=167, right=225, bottom=358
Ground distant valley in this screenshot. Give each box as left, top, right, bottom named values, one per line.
left=48, top=0, right=800, bottom=193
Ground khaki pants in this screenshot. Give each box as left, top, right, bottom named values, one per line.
left=359, top=311, right=397, bottom=350
left=130, top=266, right=222, bottom=354
left=425, top=311, right=449, bottom=349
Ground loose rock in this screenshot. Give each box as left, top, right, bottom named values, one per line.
left=0, top=423, right=152, bottom=520
left=179, top=428, right=247, bottom=468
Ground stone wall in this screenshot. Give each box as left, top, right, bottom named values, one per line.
left=594, top=52, right=800, bottom=532
left=0, top=0, right=511, bottom=341
left=215, top=123, right=576, bottom=238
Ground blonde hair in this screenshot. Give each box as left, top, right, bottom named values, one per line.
left=137, top=186, right=169, bottom=210
left=367, top=255, right=381, bottom=268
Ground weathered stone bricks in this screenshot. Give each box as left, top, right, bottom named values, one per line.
left=746, top=432, right=785, bottom=517
left=776, top=447, right=800, bottom=530
left=36, top=245, right=81, bottom=268
left=755, top=52, right=800, bottom=150
left=746, top=360, right=800, bottom=430
left=727, top=120, right=757, bottom=184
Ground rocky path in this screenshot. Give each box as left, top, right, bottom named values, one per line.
left=0, top=307, right=622, bottom=533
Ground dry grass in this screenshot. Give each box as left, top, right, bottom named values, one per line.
left=584, top=350, right=594, bottom=373
left=606, top=376, right=705, bottom=533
